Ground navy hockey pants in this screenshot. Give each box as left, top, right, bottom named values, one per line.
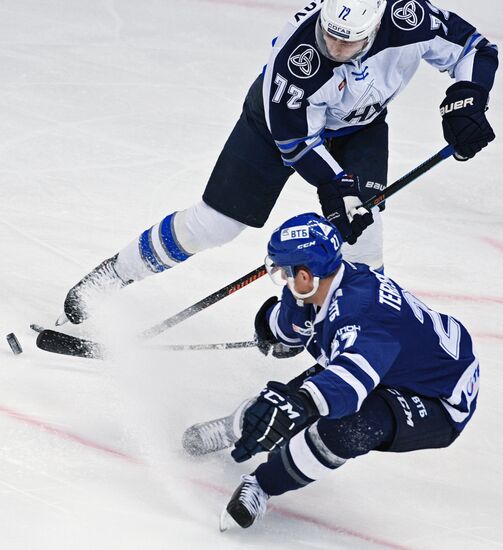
left=203, top=75, right=389, bottom=228
left=255, top=384, right=461, bottom=497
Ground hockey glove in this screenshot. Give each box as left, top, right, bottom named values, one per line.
left=317, top=174, right=374, bottom=245
left=254, top=297, right=304, bottom=359
left=440, top=81, right=495, bottom=161
left=231, top=381, right=319, bottom=463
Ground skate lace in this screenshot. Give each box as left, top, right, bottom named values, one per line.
left=91, top=262, right=123, bottom=289
left=239, top=475, right=268, bottom=520
left=78, top=259, right=126, bottom=300
left=198, top=419, right=231, bottom=452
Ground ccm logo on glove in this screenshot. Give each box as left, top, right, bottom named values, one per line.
left=439, top=97, right=474, bottom=116
left=263, top=389, right=301, bottom=419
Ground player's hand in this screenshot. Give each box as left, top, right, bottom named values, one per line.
left=440, top=81, right=495, bottom=161
left=317, top=175, right=374, bottom=245
left=254, top=297, right=303, bottom=359
left=231, top=381, right=319, bottom=462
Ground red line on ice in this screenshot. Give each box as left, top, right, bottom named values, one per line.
left=414, top=289, right=503, bottom=306
left=0, top=405, right=139, bottom=464
left=0, top=404, right=410, bottom=549
left=481, top=237, right=503, bottom=255
left=474, top=332, right=503, bottom=341
left=192, top=478, right=412, bottom=550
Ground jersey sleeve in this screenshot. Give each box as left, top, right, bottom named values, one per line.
left=300, top=319, right=401, bottom=419
left=263, top=38, right=345, bottom=187
left=266, top=287, right=305, bottom=347
left=419, top=1, right=498, bottom=92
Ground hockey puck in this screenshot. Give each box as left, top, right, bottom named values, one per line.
left=6, top=333, right=23, bottom=355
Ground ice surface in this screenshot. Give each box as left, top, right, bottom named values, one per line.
left=0, top=0, right=502, bottom=548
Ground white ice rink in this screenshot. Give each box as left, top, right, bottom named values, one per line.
left=0, top=0, right=502, bottom=548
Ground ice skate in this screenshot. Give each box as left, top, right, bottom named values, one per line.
left=182, top=399, right=252, bottom=456
left=219, top=475, right=269, bottom=530
left=57, top=254, right=132, bottom=325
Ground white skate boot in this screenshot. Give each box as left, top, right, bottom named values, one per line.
left=182, top=399, right=253, bottom=456
left=57, top=254, right=132, bottom=325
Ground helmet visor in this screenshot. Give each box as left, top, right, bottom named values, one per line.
left=324, top=33, right=368, bottom=62
left=265, top=256, right=295, bottom=287
left=315, top=18, right=380, bottom=63
left=315, top=18, right=369, bottom=62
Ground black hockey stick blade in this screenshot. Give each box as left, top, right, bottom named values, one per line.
left=36, top=329, right=105, bottom=359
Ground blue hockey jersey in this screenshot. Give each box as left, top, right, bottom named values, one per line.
left=267, top=262, right=479, bottom=430
left=262, top=0, right=498, bottom=186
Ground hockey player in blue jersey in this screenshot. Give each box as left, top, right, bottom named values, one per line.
left=58, top=0, right=497, bottom=325
left=182, top=212, right=480, bottom=530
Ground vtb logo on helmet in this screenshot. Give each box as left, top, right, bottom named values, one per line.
left=266, top=213, right=343, bottom=301
left=317, top=0, right=387, bottom=62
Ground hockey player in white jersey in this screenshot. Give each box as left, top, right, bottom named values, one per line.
left=182, top=212, right=480, bottom=530
left=58, top=0, right=497, bottom=324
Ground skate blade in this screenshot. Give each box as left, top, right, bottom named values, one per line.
left=55, top=312, right=69, bottom=326
left=219, top=509, right=238, bottom=532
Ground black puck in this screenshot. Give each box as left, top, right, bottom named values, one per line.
left=6, top=333, right=23, bottom=355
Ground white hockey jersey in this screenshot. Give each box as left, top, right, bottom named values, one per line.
left=262, top=0, right=498, bottom=185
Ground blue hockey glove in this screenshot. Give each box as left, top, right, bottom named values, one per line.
left=440, top=81, right=495, bottom=161
left=317, top=175, right=374, bottom=245
left=231, top=381, right=319, bottom=463
left=254, top=297, right=304, bottom=359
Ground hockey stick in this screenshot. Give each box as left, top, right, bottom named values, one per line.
left=140, top=264, right=266, bottom=339
left=34, top=327, right=256, bottom=359
left=157, top=340, right=256, bottom=352
left=361, top=144, right=454, bottom=209
left=35, top=145, right=453, bottom=359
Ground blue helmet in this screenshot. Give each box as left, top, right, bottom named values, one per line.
left=267, top=212, right=343, bottom=280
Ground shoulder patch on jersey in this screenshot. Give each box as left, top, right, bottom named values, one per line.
left=288, top=44, right=321, bottom=79
left=391, top=0, right=425, bottom=31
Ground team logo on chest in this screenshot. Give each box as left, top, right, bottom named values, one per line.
left=341, top=81, right=385, bottom=124
left=288, top=44, right=321, bottom=79
left=391, top=0, right=425, bottom=31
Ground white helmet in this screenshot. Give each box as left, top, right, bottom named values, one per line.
left=320, top=0, right=386, bottom=42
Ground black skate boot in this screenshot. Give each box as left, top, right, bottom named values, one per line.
left=57, top=254, right=132, bottom=325
left=182, top=399, right=252, bottom=456
left=220, top=475, right=269, bottom=530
